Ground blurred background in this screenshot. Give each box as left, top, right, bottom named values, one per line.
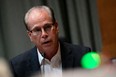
left=0, top=0, right=115, bottom=60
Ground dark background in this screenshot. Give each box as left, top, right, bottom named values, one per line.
left=0, top=0, right=102, bottom=59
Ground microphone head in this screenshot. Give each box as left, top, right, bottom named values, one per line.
left=41, top=52, right=45, bottom=57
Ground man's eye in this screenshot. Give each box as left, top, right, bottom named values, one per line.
left=34, top=28, right=41, bottom=32
left=45, top=25, right=52, bottom=30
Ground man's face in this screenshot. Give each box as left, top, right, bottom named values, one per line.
left=27, top=9, right=59, bottom=55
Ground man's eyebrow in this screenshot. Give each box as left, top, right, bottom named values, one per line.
left=30, top=25, right=40, bottom=30
left=31, top=22, right=53, bottom=29
left=44, top=22, right=53, bottom=25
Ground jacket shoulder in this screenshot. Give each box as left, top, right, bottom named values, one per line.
left=10, top=47, right=37, bottom=66
left=61, top=42, right=91, bottom=52
left=9, top=47, right=38, bottom=77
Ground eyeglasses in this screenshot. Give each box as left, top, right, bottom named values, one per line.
left=29, top=23, right=54, bottom=36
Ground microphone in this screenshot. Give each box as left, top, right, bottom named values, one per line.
left=41, top=52, right=45, bottom=75
left=41, top=52, right=45, bottom=58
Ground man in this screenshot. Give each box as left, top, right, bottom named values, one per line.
left=10, top=5, right=90, bottom=77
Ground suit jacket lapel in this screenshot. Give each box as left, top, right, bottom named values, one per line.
left=28, top=42, right=74, bottom=72
left=28, top=47, right=41, bottom=74
left=60, top=42, right=74, bottom=70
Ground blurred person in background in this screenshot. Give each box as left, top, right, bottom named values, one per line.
left=0, top=58, right=13, bottom=77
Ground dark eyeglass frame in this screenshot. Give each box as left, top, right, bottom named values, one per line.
left=29, top=23, right=55, bottom=36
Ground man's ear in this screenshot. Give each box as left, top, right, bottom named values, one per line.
left=27, top=31, right=33, bottom=42
left=55, top=21, right=59, bottom=32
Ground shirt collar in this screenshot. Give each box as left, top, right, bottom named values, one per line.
left=37, top=43, right=61, bottom=66
left=37, top=48, right=44, bottom=65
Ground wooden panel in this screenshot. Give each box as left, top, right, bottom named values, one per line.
left=97, top=0, right=116, bottom=58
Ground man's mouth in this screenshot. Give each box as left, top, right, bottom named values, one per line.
left=42, top=40, right=51, bottom=45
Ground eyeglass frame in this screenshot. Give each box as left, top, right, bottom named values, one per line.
left=28, top=22, right=55, bottom=36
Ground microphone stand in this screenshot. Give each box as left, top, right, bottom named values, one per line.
left=41, top=52, right=45, bottom=77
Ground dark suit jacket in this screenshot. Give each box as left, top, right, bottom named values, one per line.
left=10, top=42, right=90, bottom=77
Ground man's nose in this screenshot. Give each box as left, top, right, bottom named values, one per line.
left=41, top=28, right=48, bottom=38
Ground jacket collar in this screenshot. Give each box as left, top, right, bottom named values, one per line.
left=60, top=41, right=74, bottom=70
left=28, top=47, right=41, bottom=74
left=29, top=41, right=74, bottom=72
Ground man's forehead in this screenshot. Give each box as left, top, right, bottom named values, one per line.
left=27, top=11, right=52, bottom=28
left=28, top=9, right=50, bottom=20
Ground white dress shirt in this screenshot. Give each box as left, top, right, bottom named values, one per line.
left=37, top=45, right=62, bottom=77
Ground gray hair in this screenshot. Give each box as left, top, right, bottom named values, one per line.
left=24, top=5, right=55, bottom=31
